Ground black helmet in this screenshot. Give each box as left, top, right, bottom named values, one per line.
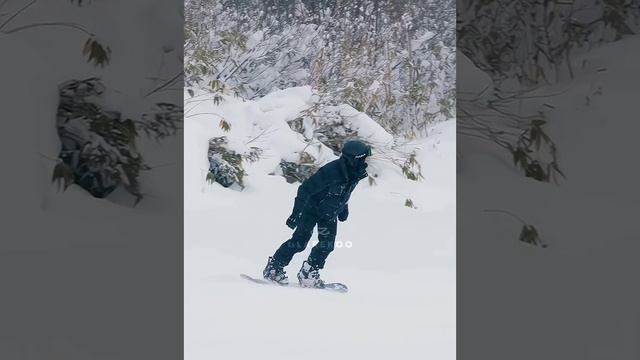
left=341, top=140, right=371, bottom=176
left=341, top=140, right=371, bottom=159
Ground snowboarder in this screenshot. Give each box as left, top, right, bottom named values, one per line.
left=263, top=140, right=371, bottom=288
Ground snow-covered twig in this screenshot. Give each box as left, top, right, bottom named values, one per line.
left=245, top=126, right=277, bottom=145
left=185, top=111, right=225, bottom=119
left=146, top=71, right=183, bottom=97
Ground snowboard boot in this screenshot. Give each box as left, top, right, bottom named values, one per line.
left=297, top=260, right=325, bottom=288
left=263, top=257, right=288, bottom=285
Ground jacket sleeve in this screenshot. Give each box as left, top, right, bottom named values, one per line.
left=292, top=168, right=330, bottom=214
left=338, top=203, right=348, bottom=218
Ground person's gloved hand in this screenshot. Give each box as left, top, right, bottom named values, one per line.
left=338, top=207, right=349, bottom=222
left=286, top=212, right=302, bottom=229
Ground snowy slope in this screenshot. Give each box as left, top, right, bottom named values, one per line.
left=459, top=35, right=640, bottom=359
left=184, top=88, right=456, bottom=360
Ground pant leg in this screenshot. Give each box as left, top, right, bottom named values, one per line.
left=308, top=217, right=337, bottom=269
left=272, top=211, right=317, bottom=266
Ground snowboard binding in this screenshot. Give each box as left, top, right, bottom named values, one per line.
left=297, top=260, right=325, bottom=288
left=263, top=257, right=289, bottom=285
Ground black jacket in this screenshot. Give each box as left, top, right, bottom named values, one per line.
left=292, top=157, right=367, bottom=219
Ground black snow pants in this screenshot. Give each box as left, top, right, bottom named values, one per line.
left=272, top=210, right=337, bottom=269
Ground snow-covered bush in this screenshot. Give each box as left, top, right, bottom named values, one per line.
left=186, top=86, right=423, bottom=193
left=55, top=78, right=147, bottom=202
left=185, top=0, right=455, bottom=137
left=458, top=0, right=640, bottom=86
left=1, top=1, right=183, bottom=206
left=289, top=105, right=360, bottom=154
left=458, top=0, right=640, bottom=183
left=206, top=136, right=245, bottom=189
left=54, top=78, right=183, bottom=205
left=279, top=152, right=319, bottom=183
left=185, top=0, right=455, bottom=191
left=206, top=135, right=265, bottom=189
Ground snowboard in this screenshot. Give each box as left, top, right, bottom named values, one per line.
left=240, top=274, right=348, bottom=293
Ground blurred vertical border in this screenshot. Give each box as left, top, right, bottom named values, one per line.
left=0, top=1, right=183, bottom=359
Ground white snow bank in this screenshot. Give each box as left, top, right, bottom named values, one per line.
left=323, top=104, right=395, bottom=146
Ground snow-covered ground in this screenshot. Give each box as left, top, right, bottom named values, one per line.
left=184, top=88, right=456, bottom=360
left=459, top=35, right=640, bottom=359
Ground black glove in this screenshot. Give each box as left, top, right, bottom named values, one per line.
left=338, top=206, right=348, bottom=222
left=286, top=212, right=302, bottom=229
left=287, top=197, right=306, bottom=229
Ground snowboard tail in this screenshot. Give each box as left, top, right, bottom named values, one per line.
left=240, top=274, right=348, bottom=293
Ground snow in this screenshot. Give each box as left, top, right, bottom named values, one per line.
left=459, top=35, right=640, bottom=359
left=324, top=104, right=395, bottom=146
left=411, top=31, right=436, bottom=50
left=184, top=89, right=456, bottom=359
